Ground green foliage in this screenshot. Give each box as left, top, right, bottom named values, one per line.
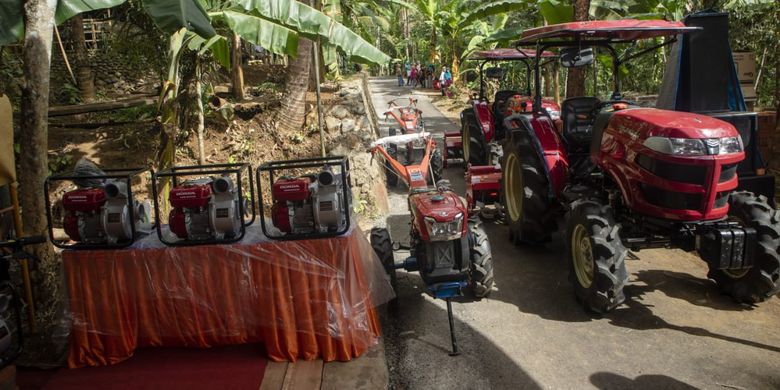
left=47, top=153, right=73, bottom=175
left=142, top=0, right=216, bottom=38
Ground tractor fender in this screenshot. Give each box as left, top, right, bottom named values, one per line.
left=503, top=114, right=569, bottom=199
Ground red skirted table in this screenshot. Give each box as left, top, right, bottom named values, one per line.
left=63, top=224, right=393, bottom=368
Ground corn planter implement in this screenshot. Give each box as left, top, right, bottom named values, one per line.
left=503, top=16, right=780, bottom=313
left=152, top=163, right=256, bottom=246
left=370, top=131, right=494, bottom=355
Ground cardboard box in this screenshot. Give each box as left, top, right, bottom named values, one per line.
left=733, top=52, right=756, bottom=83
left=741, top=83, right=757, bottom=101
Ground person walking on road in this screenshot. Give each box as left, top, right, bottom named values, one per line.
left=405, top=62, right=412, bottom=86
left=410, top=65, right=418, bottom=88
left=439, top=67, right=453, bottom=96
left=395, top=63, right=404, bottom=87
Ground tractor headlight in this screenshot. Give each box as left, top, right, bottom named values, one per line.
left=644, top=136, right=743, bottom=156
left=719, top=136, right=743, bottom=154
left=424, top=213, right=463, bottom=241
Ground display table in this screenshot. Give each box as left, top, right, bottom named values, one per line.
left=63, top=223, right=392, bottom=368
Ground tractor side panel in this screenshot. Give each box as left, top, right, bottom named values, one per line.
left=529, top=115, right=569, bottom=196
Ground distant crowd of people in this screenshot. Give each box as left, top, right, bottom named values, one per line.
left=394, top=62, right=453, bottom=97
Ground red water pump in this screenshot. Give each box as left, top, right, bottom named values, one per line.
left=152, top=163, right=255, bottom=245
left=45, top=166, right=152, bottom=249
left=259, top=156, right=351, bottom=240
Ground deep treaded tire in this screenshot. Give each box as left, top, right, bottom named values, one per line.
left=710, top=191, right=780, bottom=303
left=371, top=227, right=397, bottom=303
left=468, top=218, right=494, bottom=298
left=565, top=200, right=629, bottom=314
left=501, top=136, right=550, bottom=244
left=429, top=148, right=443, bottom=185
left=462, top=117, right=486, bottom=166
left=385, top=128, right=398, bottom=187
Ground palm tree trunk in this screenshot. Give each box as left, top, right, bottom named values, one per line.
left=431, top=25, right=437, bottom=62
left=20, top=0, right=59, bottom=361
left=566, top=0, right=590, bottom=98
left=276, top=37, right=313, bottom=133
left=69, top=14, right=95, bottom=102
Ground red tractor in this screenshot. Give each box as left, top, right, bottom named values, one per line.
left=503, top=17, right=780, bottom=313
left=370, top=130, right=494, bottom=355
left=455, top=49, right=560, bottom=215
left=382, top=97, right=443, bottom=187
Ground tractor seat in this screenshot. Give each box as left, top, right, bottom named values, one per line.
left=493, top=90, right=519, bottom=118
left=561, top=97, right=601, bottom=148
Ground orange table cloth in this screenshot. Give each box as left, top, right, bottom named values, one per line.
left=63, top=225, right=393, bottom=368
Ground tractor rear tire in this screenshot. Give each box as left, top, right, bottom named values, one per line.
left=430, top=148, right=443, bottom=185
left=565, top=200, right=629, bottom=314
left=371, top=227, right=397, bottom=303
left=710, top=191, right=780, bottom=303
left=385, top=128, right=399, bottom=187
left=468, top=218, right=494, bottom=298
left=463, top=118, right=486, bottom=167
left=501, top=137, right=551, bottom=244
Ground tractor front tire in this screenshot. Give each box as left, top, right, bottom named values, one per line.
left=710, top=191, right=780, bottom=303
left=371, top=227, right=397, bottom=303
left=468, top=218, right=494, bottom=298
left=502, top=137, right=550, bottom=244
left=463, top=120, right=487, bottom=167
left=385, top=128, right=399, bottom=188
left=430, top=148, right=443, bottom=185
left=565, top=200, right=629, bottom=314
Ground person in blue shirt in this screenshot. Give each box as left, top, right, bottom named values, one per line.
left=405, top=62, right=412, bottom=86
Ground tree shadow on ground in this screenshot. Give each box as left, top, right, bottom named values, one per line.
left=380, top=284, right=542, bottom=390
left=590, top=372, right=699, bottom=390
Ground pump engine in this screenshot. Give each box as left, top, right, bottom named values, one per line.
left=168, top=176, right=245, bottom=240
left=271, top=167, right=348, bottom=235
left=61, top=180, right=151, bottom=244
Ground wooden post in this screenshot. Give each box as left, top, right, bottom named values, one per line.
left=53, top=26, right=76, bottom=84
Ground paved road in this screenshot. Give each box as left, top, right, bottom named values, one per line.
left=367, top=77, right=780, bottom=390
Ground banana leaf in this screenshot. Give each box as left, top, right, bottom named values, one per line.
left=143, top=0, right=216, bottom=39
left=459, top=0, right=527, bottom=29
left=232, top=0, right=389, bottom=65
left=219, top=10, right=299, bottom=56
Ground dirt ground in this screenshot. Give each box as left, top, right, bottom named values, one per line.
left=368, top=77, right=780, bottom=390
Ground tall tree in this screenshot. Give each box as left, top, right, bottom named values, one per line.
left=566, top=0, right=590, bottom=98
left=19, top=0, right=59, bottom=358
left=69, top=14, right=95, bottom=101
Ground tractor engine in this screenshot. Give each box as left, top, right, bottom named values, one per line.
left=271, top=167, right=347, bottom=235
left=62, top=181, right=150, bottom=244
left=168, top=176, right=243, bottom=240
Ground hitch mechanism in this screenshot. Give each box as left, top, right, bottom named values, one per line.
left=429, top=281, right=467, bottom=356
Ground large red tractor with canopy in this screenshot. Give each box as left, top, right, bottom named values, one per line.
left=503, top=16, right=780, bottom=313
left=459, top=48, right=561, bottom=167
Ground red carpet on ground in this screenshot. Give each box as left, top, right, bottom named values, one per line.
left=20, top=344, right=267, bottom=390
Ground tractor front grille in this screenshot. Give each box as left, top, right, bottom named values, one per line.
left=640, top=184, right=702, bottom=210
left=719, top=164, right=737, bottom=183
left=636, top=154, right=707, bottom=185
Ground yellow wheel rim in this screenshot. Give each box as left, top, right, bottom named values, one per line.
left=572, top=224, right=594, bottom=288
left=463, top=125, right=471, bottom=162
left=505, top=152, right=523, bottom=222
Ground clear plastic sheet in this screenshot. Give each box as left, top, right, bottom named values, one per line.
left=63, top=220, right=395, bottom=368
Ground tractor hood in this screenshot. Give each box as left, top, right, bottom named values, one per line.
left=611, top=108, right=739, bottom=140
left=410, top=191, right=466, bottom=222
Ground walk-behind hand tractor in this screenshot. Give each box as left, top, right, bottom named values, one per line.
left=152, top=163, right=255, bottom=245
left=257, top=156, right=352, bottom=240
left=370, top=131, right=494, bottom=355
left=503, top=17, right=780, bottom=313
left=382, top=97, right=443, bottom=187
left=45, top=159, right=152, bottom=249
